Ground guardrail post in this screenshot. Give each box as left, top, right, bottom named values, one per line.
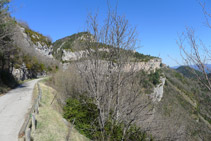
left=32, top=113, right=36, bottom=131
left=35, top=102, right=39, bottom=114
left=38, top=95, right=41, bottom=106
left=37, top=83, right=42, bottom=102
left=25, top=128, right=31, bottom=141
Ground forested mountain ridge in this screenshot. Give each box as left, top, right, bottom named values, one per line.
left=53, top=32, right=157, bottom=62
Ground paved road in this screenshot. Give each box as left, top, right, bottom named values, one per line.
left=0, top=79, right=40, bottom=141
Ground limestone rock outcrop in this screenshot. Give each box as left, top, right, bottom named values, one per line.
left=13, top=25, right=53, bottom=59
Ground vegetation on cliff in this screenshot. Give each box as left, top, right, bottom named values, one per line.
left=24, top=28, right=52, bottom=47
left=0, top=0, right=18, bottom=93
left=0, top=1, right=58, bottom=93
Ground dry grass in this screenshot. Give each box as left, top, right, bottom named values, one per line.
left=31, top=81, right=89, bottom=141
left=31, top=83, right=68, bottom=141
left=68, top=125, right=90, bottom=141
left=32, top=83, right=38, bottom=101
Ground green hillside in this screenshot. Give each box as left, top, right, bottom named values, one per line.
left=52, top=32, right=92, bottom=60
left=52, top=32, right=157, bottom=62
left=176, top=66, right=203, bottom=79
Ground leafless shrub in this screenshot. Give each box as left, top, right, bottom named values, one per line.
left=200, top=0, right=211, bottom=28
left=178, top=1, right=211, bottom=91
left=178, top=28, right=211, bottom=91
left=50, top=64, right=84, bottom=104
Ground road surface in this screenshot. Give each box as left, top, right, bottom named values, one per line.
left=0, top=79, right=40, bottom=141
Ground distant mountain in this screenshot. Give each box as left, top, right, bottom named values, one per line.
left=172, top=64, right=211, bottom=73
left=171, top=66, right=180, bottom=69
left=175, top=66, right=203, bottom=79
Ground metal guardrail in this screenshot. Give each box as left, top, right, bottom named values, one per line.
left=18, top=83, right=42, bottom=141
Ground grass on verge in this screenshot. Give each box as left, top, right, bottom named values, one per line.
left=31, top=82, right=89, bottom=141
left=31, top=83, right=68, bottom=141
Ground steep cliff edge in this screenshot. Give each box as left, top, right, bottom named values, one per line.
left=13, top=24, right=53, bottom=59
left=52, top=32, right=162, bottom=73
left=137, top=68, right=211, bottom=140
left=10, top=23, right=57, bottom=81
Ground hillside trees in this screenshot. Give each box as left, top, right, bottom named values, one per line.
left=69, top=9, right=153, bottom=140
left=0, top=0, right=20, bottom=90
left=178, top=0, right=211, bottom=91
left=12, top=26, right=59, bottom=75
left=0, top=0, right=16, bottom=72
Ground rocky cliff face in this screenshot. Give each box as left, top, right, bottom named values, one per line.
left=14, top=25, right=53, bottom=59
left=124, top=58, right=162, bottom=73
left=12, top=63, right=29, bottom=81
left=151, top=77, right=166, bottom=102
left=52, top=32, right=94, bottom=61
left=62, top=50, right=88, bottom=61
left=61, top=50, right=162, bottom=72
left=12, top=63, right=46, bottom=81
left=11, top=24, right=53, bottom=81
left=53, top=32, right=162, bottom=73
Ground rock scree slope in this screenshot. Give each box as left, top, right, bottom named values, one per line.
left=0, top=79, right=40, bottom=141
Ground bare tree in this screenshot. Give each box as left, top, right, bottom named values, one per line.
left=200, top=1, right=211, bottom=28
left=74, top=7, right=152, bottom=140
left=178, top=1, right=211, bottom=91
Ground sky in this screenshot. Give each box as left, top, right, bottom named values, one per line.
left=9, top=0, right=211, bottom=66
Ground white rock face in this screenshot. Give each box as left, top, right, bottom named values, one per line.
left=61, top=49, right=162, bottom=73
left=151, top=77, right=166, bottom=102
left=11, top=25, right=54, bottom=81
left=13, top=25, right=53, bottom=59
left=57, top=42, right=66, bottom=53
left=124, top=58, right=162, bottom=72
left=34, top=44, right=54, bottom=58
left=62, top=50, right=88, bottom=61
left=12, top=64, right=29, bottom=81
left=98, top=48, right=110, bottom=52
left=12, top=63, right=46, bottom=81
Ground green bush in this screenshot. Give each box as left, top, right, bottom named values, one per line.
left=137, top=71, right=154, bottom=94
left=25, top=28, right=51, bottom=46
left=24, top=55, right=46, bottom=73
left=134, top=52, right=154, bottom=62
left=149, top=70, right=161, bottom=85
left=64, top=97, right=151, bottom=141
left=63, top=96, right=99, bottom=139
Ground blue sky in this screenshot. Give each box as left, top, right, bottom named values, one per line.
left=9, top=0, right=211, bottom=66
